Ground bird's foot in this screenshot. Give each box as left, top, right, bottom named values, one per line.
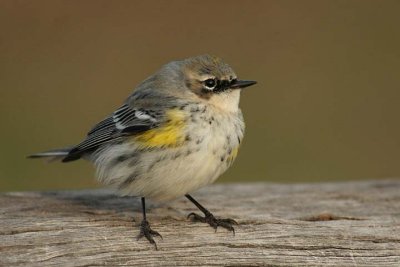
left=137, top=219, right=162, bottom=250
left=187, top=211, right=238, bottom=235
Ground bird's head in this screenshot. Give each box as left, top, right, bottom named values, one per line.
left=137, top=55, right=257, bottom=112
left=178, top=55, right=256, bottom=112
left=182, top=54, right=256, bottom=98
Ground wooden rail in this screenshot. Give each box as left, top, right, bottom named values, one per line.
left=1, top=179, right=399, bottom=266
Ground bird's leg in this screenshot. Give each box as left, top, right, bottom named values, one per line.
left=136, top=197, right=162, bottom=249
left=185, top=194, right=238, bottom=235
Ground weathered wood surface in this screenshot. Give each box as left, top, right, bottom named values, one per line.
left=1, top=179, right=399, bottom=267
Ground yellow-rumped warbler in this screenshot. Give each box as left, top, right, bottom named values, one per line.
left=29, top=55, right=256, bottom=249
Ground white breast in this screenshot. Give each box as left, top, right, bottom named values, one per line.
left=93, top=103, right=245, bottom=202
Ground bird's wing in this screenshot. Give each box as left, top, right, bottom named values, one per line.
left=62, top=102, right=164, bottom=162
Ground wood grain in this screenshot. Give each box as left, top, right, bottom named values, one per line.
left=1, top=179, right=399, bottom=266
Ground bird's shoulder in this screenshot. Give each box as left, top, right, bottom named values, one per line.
left=63, top=90, right=186, bottom=161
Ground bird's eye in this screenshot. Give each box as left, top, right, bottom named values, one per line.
left=203, top=79, right=217, bottom=90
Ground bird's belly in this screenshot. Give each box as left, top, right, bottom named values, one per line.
left=131, top=147, right=228, bottom=201
left=94, top=110, right=244, bottom=201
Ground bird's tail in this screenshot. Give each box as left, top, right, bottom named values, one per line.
left=27, top=147, right=73, bottom=162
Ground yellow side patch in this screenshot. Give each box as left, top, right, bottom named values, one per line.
left=227, top=146, right=239, bottom=162
left=133, top=109, right=186, bottom=148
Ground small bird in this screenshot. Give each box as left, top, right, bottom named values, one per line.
left=29, top=55, right=256, bottom=249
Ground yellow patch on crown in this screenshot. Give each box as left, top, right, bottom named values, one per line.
left=209, top=54, right=222, bottom=64
left=133, top=109, right=186, bottom=148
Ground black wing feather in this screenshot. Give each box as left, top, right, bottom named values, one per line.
left=62, top=104, right=159, bottom=162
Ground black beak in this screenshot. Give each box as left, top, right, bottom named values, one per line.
left=230, top=80, right=257, bottom=89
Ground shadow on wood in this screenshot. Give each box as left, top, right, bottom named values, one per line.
left=1, top=179, right=400, bottom=266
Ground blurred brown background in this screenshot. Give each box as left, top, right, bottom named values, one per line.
left=1, top=0, right=399, bottom=192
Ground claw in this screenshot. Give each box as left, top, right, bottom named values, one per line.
left=137, top=219, right=162, bottom=250
left=187, top=211, right=238, bottom=235
left=187, top=212, right=207, bottom=223
left=187, top=212, right=197, bottom=219
left=219, top=218, right=238, bottom=227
